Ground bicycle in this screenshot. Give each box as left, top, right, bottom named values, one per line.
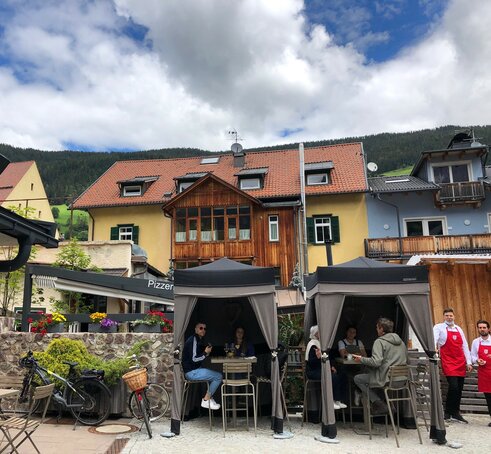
left=0, top=351, right=112, bottom=427
left=123, top=355, right=165, bottom=439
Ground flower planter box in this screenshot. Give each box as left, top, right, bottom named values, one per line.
left=133, top=324, right=162, bottom=333
left=47, top=324, right=65, bottom=333
left=88, top=323, right=117, bottom=333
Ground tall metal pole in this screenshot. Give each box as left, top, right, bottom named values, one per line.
left=299, top=143, right=308, bottom=285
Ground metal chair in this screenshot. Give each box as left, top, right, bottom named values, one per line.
left=383, top=365, right=423, bottom=448
left=0, top=376, right=24, bottom=418
left=180, top=364, right=213, bottom=430
left=302, top=363, right=345, bottom=426
left=221, top=362, right=256, bottom=437
left=410, top=363, right=430, bottom=431
left=0, top=383, right=55, bottom=454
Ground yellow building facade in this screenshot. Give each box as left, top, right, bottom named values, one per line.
left=88, top=205, right=171, bottom=273
left=1, top=162, right=54, bottom=224
left=306, top=193, right=368, bottom=272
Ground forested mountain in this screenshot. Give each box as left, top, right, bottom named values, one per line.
left=1, top=124, right=490, bottom=203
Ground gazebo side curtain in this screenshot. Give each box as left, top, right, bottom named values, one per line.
left=398, top=294, right=446, bottom=444
left=315, top=293, right=345, bottom=439
left=170, top=295, right=198, bottom=435
left=249, top=292, right=283, bottom=433
left=169, top=285, right=282, bottom=435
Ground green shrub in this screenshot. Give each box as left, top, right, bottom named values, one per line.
left=31, top=338, right=149, bottom=386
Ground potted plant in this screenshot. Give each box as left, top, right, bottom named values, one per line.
left=29, top=312, right=67, bottom=334
left=89, top=312, right=118, bottom=333
left=131, top=311, right=173, bottom=333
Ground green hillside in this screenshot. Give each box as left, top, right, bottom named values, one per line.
left=1, top=124, right=489, bottom=203
left=51, top=204, right=89, bottom=240
left=382, top=166, right=413, bottom=176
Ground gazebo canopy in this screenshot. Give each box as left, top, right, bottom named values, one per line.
left=168, top=258, right=284, bottom=436
left=304, top=257, right=446, bottom=445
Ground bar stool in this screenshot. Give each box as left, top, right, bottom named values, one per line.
left=410, top=363, right=430, bottom=431
left=180, top=365, right=213, bottom=430
left=221, top=362, right=257, bottom=436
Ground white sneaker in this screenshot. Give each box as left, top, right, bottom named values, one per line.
left=335, top=401, right=347, bottom=409
left=354, top=391, right=361, bottom=407
left=201, top=398, right=220, bottom=410
left=333, top=402, right=341, bottom=410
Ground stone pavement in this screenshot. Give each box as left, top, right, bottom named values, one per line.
left=3, top=413, right=489, bottom=453
left=121, top=413, right=490, bottom=454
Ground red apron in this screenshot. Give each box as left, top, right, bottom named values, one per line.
left=478, top=341, right=491, bottom=393
left=440, top=327, right=466, bottom=377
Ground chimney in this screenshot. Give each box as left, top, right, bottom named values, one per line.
left=231, top=142, right=245, bottom=167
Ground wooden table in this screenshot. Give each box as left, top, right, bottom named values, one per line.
left=335, top=357, right=363, bottom=426
left=211, top=356, right=257, bottom=429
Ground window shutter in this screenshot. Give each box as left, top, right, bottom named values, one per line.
left=306, top=217, right=315, bottom=244
left=331, top=216, right=340, bottom=243
left=132, top=226, right=139, bottom=244
left=110, top=227, right=118, bottom=240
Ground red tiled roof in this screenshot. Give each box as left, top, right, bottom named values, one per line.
left=73, top=143, right=367, bottom=209
left=0, top=161, right=34, bottom=203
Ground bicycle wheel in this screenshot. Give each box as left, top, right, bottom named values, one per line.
left=129, top=383, right=169, bottom=422
left=67, top=379, right=111, bottom=426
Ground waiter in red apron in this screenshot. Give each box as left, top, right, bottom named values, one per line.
left=471, top=319, right=491, bottom=427
left=433, top=308, right=472, bottom=423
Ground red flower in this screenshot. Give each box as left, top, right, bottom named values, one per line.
left=27, top=318, right=33, bottom=324
left=31, top=327, right=37, bottom=332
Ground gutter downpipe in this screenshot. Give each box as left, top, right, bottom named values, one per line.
left=374, top=193, right=403, bottom=258
left=299, top=143, right=308, bottom=297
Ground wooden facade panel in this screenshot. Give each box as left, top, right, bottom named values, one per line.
left=428, top=263, right=491, bottom=343
left=170, top=177, right=299, bottom=286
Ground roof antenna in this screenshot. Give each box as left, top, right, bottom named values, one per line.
left=228, top=129, right=244, bottom=155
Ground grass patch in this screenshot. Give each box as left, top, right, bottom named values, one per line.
left=51, top=204, right=88, bottom=239
left=382, top=165, right=413, bottom=176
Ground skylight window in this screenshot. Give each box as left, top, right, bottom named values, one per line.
left=201, top=157, right=220, bottom=164
left=386, top=179, right=410, bottom=184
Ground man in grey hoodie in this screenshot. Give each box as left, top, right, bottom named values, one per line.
left=352, top=317, right=407, bottom=415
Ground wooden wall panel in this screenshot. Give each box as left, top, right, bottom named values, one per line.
left=428, top=263, right=491, bottom=343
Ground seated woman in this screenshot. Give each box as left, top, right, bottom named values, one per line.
left=306, top=325, right=347, bottom=410
left=229, top=326, right=255, bottom=357
left=338, top=326, right=367, bottom=358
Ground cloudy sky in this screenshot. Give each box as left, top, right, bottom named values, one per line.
left=0, top=0, right=489, bottom=152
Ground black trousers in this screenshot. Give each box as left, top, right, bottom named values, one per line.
left=445, top=376, right=465, bottom=416
left=485, top=393, right=491, bottom=417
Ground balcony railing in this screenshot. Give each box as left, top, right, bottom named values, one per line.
left=436, top=181, right=485, bottom=205
left=365, top=233, right=491, bottom=259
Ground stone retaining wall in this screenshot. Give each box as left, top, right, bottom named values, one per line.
left=0, top=332, right=175, bottom=415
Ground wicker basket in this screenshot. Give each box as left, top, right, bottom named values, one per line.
left=122, top=368, right=148, bottom=391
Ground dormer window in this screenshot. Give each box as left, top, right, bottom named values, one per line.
left=305, top=162, right=333, bottom=186
left=235, top=167, right=268, bottom=190
left=123, top=185, right=142, bottom=196
left=118, top=176, right=158, bottom=197
left=174, top=172, right=208, bottom=193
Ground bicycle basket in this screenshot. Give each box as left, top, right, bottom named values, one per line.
left=122, top=368, right=147, bottom=391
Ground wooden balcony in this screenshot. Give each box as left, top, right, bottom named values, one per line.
left=435, top=181, right=485, bottom=207
left=365, top=233, right=491, bottom=259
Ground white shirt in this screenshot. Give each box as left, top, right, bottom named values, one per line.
left=470, top=335, right=491, bottom=364
left=433, top=322, right=471, bottom=365
left=337, top=338, right=365, bottom=352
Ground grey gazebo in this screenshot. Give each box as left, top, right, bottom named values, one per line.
left=304, top=257, right=446, bottom=444
left=168, top=258, right=285, bottom=435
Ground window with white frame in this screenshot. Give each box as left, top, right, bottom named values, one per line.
left=119, top=225, right=133, bottom=240
left=314, top=217, right=332, bottom=244
left=269, top=215, right=279, bottom=242
left=307, top=172, right=329, bottom=185
left=404, top=217, right=447, bottom=236
left=431, top=162, right=471, bottom=184
left=123, top=185, right=142, bottom=196
left=239, top=178, right=261, bottom=190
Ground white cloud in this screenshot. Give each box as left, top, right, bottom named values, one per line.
left=0, top=0, right=489, bottom=151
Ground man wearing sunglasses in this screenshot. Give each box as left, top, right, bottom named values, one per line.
left=182, top=322, right=222, bottom=410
